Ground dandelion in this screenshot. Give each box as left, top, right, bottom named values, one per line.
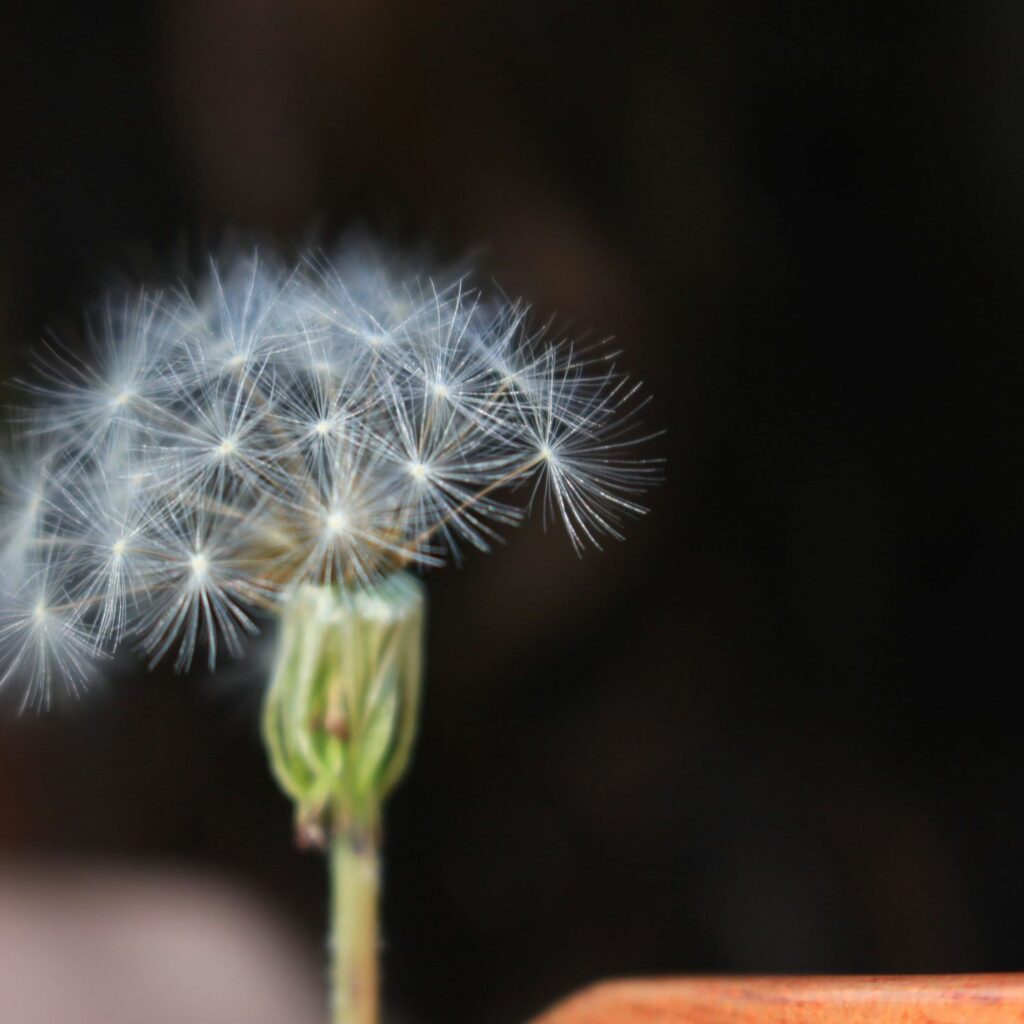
left=0, top=242, right=658, bottom=1024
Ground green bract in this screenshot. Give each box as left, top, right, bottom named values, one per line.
left=263, top=573, right=425, bottom=844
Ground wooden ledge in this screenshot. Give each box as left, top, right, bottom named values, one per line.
left=531, top=975, right=1024, bottom=1023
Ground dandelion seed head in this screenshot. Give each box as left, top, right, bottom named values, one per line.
left=0, top=240, right=658, bottom=702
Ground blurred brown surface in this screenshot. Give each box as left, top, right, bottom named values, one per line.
left=532, top=976, right=1024, bottom=1024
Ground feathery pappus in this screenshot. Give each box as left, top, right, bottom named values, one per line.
left=0, top=244, right=658, bottom=708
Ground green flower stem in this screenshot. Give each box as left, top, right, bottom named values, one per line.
left=331, top=807, right=381, bottom=1024
left=262, top=573, right=425, bottom=1024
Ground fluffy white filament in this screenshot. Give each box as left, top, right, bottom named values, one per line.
left=0, top=245, right=657, bottom=707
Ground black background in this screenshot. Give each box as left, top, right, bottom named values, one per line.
left=3, top=2, right=1024, bottom=1021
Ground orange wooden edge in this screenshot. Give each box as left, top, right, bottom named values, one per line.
left=530, top=975, right=1024, bottom=1023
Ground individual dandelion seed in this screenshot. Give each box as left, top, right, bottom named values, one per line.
left=44, top=459, right=158, bottom=650
left=514, top=347, right=658, bottom=551
left=175, top=251, right=304, bottom=380
left=132, top=502, right=275, bottom=673
left=0, top=242, right=660, bottom=1024
left=0, top=547, right=101, bottom=711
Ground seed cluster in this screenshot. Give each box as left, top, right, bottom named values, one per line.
left=0, top=245, right=656, bottom=706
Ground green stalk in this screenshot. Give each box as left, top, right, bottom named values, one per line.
left=262, top=573, right=425, bottom=1024
left=330, top=809, right=380, bottom=1024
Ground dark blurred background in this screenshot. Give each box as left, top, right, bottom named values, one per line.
left=3, top=1, right=1024, bottom=1021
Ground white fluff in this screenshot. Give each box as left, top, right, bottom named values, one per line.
left=0, top=244, right=657, bottom=704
